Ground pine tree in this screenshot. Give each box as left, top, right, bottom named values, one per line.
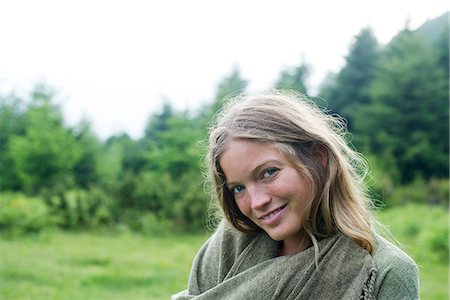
left=355, top=29, right=448, bottom=182
left=274, top=62, right=310, bottom=95
left=319, top=28, right=380, bottom=129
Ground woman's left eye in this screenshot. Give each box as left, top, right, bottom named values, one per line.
left=263, top=167, right=279, bottom=178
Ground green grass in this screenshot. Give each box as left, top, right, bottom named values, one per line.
left=0, top=230, right=208, bottom=299
left=375, top=204, right=449, bottom=300
left=1, top=204, right=448, bottom=299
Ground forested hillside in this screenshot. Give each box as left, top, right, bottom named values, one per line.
left=0, top=13, right=448, bottom=235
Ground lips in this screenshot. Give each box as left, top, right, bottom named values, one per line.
left=259, top=204, right=287, bottom=224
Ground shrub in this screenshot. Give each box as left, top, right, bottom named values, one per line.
left=388, top=178, right=449, bottom=207
left=377, top=204, right=449, bottom=264
left=0, top=193, right=52, bottom=236
left=118, top=210, right=174, bottom=235
left=114, top=170, right=210, bottom=231
left=46, top=187, right=115, bottom=229
left=365, top=153, right=400, bottom=207
left=426, top=178, right=449, bottom=207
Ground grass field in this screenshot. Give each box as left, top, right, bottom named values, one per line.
left=0, top=231, right=208, bottom=299
left=1, top=204, right=448, bottom=299
left=375, top=204, right=449, bottom=300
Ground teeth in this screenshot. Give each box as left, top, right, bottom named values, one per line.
left=262, top=207, right=283, bottom=220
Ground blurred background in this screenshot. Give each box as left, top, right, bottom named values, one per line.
left=0, top=1, right=448, bottom=299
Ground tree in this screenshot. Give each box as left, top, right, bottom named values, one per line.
left=0, top=94, right=26, bottom=190
left=434, top=20, right=449, bottom=79
left=72, top=119, right=102, bottom=188
left=113, top=101, right=209, bottom=228
left=319, top=28, right=380, bottom=128
left=354, top=29, right=448, bottom=182
left=144, top=101, right=174, bottom=140
left=274, top=61, right=310, bottom=95
left=97, top=134, right=130, bottom=185
left=9, top=84, right=82, bottom=193
left=210, top=66, right=248, bottom=114
left=146, top=112, right=194, bottom=172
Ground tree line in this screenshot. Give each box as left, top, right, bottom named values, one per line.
left=0, top=13, right=448, bottom=234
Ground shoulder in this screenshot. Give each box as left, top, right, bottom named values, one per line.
left=371, top=233, right=420, bottom=299
left=187, top=221, right=257, bottom=292
left=206, top=220, right=256, bottom=259
left=194, top=220, right=253, bottom=270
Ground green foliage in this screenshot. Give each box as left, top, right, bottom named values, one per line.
left=144, top=110, right=203, bottom=177
left=39, top=187, right=115, bottom=230
left=274, top=62, right=310, bottom=95
left=377, top=204, right=449, bottom=265
left=376, top=204, right=448, bottom=299
left=0, top=205, right=447, bottom=299
left=366, top=153, right=448, bottom=208
left=111, top=101, right=211, bottom=230
left=319, top=27, right=380, bottom=131
left=0, top=14, right=448, bottom=235
left=0, top=94, right=26, bottom=190
left=387, top=177, right=449, bottom=208
left=96, top=140, right=125, bottom=185
left=72, top=119, right=102, bottom=188
left=0, top=193, right=51, bottom=237
left=8, top=85, right=82, bottom=193
left=318, top=18, right=450, bottom=184
left=168, top=173, right=210, bottom=229
left=357, top=29, right=448, bottom=182
left=210, top=66, right=248, bottom=114
left=119, top=210, right=175, bottom=235
left=364, top=153, right=399, bottom=206
left=428, top=13, right=449, bottom=80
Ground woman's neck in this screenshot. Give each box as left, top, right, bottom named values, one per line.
left=279, top=231, right=311, bottom=256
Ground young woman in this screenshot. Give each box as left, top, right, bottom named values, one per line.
left=173, top=91, right=419, bottom=299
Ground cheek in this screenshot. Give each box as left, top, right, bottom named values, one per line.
left=278, top=173, right=313, bottom=203
left=235, top=198, right=251, bottom=217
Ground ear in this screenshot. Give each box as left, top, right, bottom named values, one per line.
left=312, top=144, right=328, bottom=169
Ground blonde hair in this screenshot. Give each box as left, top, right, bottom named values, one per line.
left=206, top=90, right=375, bottom=253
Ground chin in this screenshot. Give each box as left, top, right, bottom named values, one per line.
left=267, top=233, right=283, bottom=241
left=265, top=228, right=290, bottom=242
left=265, top=225, right=302, bottom=242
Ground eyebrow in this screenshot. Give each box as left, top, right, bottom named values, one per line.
left=225, top=158, right=284, bottom=189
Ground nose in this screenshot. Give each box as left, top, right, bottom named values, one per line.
left=247, top=185, right=271, bottom=210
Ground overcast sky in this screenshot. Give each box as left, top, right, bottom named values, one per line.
left=1, top=0, right=448, bottom=139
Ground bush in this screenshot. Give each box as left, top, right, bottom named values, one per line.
left=46, top=187, right=115, bottom=229
left=0, top=193, right=52, bottom=236
left=377, top=204, right=449, bottom=264
left=426, top=178, right=449, bottom=207
left=118, top=210, right=175, bottom=235
left=365, top=153, right=400, bottom=207
left=114, top=170, right=210, bottom=231
left=169, top=174, right=210, bottom=230
left=388, top=178, right=449, bottom=207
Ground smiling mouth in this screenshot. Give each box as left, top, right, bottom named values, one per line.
left=260, top=204, right=287, bottom=221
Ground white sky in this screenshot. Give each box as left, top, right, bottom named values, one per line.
left=1, top=0, right=448, bottom=139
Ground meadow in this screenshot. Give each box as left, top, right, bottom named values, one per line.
left=1, top=203, right=448, bottom=299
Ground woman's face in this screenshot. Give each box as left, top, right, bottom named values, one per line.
left=220, top=139, right=314, bottom=246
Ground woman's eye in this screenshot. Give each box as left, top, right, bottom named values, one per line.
left=263, top=167, right=279, bottom=178
left=232, top=185, right=245, bottom=194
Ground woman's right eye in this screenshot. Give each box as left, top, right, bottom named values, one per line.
left=232, top=185, right=245, bottom=195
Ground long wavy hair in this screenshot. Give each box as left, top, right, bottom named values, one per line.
left=206, top=90, right=375, bottom=253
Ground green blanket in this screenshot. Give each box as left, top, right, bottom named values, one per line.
left=172, top=222, right=378, bottom=299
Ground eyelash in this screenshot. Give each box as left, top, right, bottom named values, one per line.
left=263, top=167, right=279, bottom=178
left=230, top=167, right=280, bottom=195
left=232, top=185, right=245, bottom=195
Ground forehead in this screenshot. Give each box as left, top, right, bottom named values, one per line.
left=222, top=139, right=281, bottom=157
left=219, top=139, right=286, bottom=177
